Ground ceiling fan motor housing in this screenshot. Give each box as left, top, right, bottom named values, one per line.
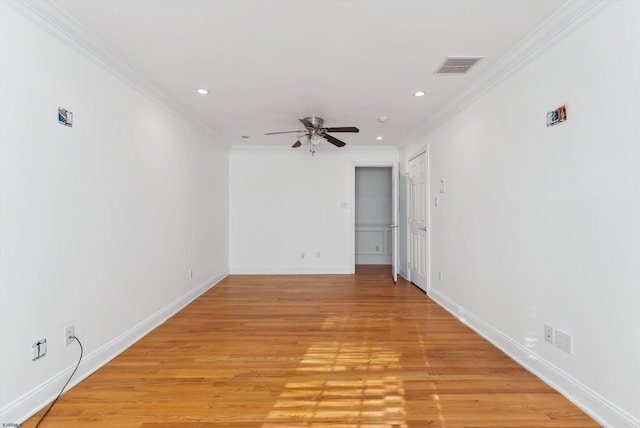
left=305, top=116, right=324, bottom=129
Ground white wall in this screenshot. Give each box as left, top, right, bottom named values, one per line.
left=0, top=3, right=229, bottom=423
left=402, top=2, right=639, bottom=426
left=230, top=147, right=398, bottom=274
left=355, top=167, right=391, bottom=225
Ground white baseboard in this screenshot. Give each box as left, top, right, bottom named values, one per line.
left=355, top=255, right=392, bottom=265
left=230, top=266, right=354, bottom=275
left=428, top=288, right=639, bottom=428
left=2, top=269, right=228, bottom=425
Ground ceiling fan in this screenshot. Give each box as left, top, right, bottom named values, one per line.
left=265, top=117, right=359, bottom=153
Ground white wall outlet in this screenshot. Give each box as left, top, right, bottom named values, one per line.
left=64, top=323, right=75, bottom=346
left=31, top=343, right=39, bottom=360
left=544, top=323, right=554, bottom=343
left=439, top=179, right=446, bottom=193
left=300, top=252, right=305, bottom=260
left=438, top=271, right=443, bottom=281
left=316, top=251, right=321, bottom=259
left=31, top=339, right=47, bottom=361
left=556, top=329, right=573, bottom=354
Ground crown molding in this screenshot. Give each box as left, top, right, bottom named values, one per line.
left=405, top=0, right=613, bottom=144
left=9, top=0, right=611, bottom=150
left=8, top=0, right=227, bottom=146
left=230, top=144, right=399, bottom=155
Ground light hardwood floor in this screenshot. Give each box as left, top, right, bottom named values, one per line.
left=27, top=266, right=598, bottom=427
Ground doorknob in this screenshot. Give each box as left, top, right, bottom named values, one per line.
left=419, top=226, right=427, bottom=231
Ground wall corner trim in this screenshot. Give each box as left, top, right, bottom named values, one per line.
left=1, top=270, right=229, bottom=425
left=8, top=0, right=227, bottom=146
left=427, top=288, right=639, bottom=428
left=405, top=0, right=613, bottom=142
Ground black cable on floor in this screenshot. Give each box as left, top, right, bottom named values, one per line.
left=34, top=336, right=83, bottom=428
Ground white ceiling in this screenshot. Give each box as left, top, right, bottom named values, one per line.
left=52, top=0, right=568, bottom=147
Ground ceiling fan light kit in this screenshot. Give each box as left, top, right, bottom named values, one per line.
left=265, top=116, right=359, bottom=155
left=310, top=133, right=324, bottom=145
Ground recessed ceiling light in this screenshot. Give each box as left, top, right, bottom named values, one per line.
left=376, top=136, right=383, bottom=141
left=413, top=91, right=426, bottom=97
left=197, top=89, right=209, bottom=95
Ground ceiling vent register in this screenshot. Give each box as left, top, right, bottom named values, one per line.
left=435, top=57, right=483, bottom=74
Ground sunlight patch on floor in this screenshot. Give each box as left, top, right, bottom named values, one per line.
left=262, top=376, right=407, bottom=427
left=261, top=314, right=408, bottom=427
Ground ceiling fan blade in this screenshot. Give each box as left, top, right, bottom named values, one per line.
left=324, top=134, right=346, bottom=147
left=299, top=118, right=314, bottom=128
left=324, top=126, right=359, bottom=133
left=265, top=130, right=305, bottom=135
left=292, top=140, right=302, bottom=148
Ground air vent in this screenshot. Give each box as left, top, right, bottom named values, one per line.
left=435, top=57, right=483, bottom=74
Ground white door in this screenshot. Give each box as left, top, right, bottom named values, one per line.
left=391, top=164, right=399, bottom=282
left=409, top=153, right=427, bottom=290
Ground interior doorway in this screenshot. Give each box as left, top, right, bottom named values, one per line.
left=354, top=167, right=393, bottom=265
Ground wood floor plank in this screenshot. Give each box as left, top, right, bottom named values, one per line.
left=26, top=266, right=598, bottom=427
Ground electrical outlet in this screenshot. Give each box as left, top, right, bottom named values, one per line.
left=31, top=339, right=47, bottom=361
left=544, top=323, right=554, bottom=344
left=438, top=271, right=443, bottom=282
left=300, top=252, right=305, bottom=260
left=555, top=329, right=573, bottom=354
left=31, top=343, right=39, bottom=360
left=64, top=323, right=75, bottom=346
left=316, top=251, right=321, bottom=259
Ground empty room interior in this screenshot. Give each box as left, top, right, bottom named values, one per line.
left=1, top=1, right=639, bottom=427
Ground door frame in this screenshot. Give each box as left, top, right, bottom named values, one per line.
left=405, top=147, right=430, bottom=292
left=350, top=161, right=398, bottom=279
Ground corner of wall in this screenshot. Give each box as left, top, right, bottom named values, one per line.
left=1, top=270, right=228, bottom=425
left=428, top=289, right=639, bottom=428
